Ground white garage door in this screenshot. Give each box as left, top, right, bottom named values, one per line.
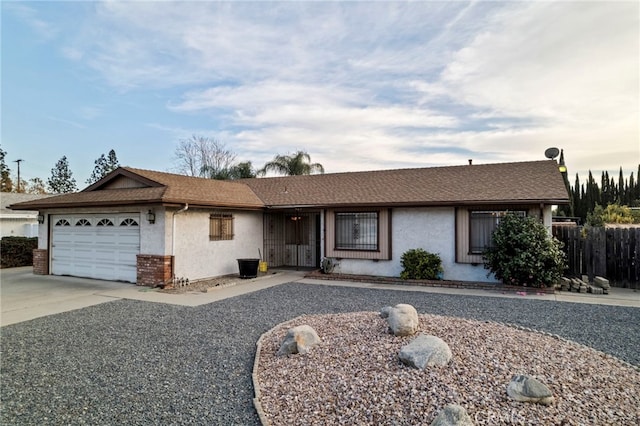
left=51, top=214, right=140, bottom=283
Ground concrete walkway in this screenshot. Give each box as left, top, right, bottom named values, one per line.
left=2, top=267, right=638, bottom=327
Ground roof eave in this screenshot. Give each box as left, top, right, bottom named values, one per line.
left=265, top=198, right=570, bottom=209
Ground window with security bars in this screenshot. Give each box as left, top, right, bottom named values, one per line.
left=469, top=210, right=526, bottom=254
left=335, top=212, right=378, bottom=251
left=210, top=213, right=234, bottom=241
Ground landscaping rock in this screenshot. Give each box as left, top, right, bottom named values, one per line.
left=276, top=325, right=322, bottom=356
left=430, top=404, right=474, bottom=426
left=398, top=333, right=452, bottom=369
left=506, top=375, right=554, bottom=405
left=570, top=278, right=582, bottom=292
left=386, top=303, right=419, bottom=336
left=380, top=306, right=392, bottom=318
left=594, top=276, right=610, bottom=289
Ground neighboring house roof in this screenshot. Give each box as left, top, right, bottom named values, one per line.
left=243, top=160, right=570, bottom=208
left=9, top=160, right=569, bottom=211
left=1, top=193, right=51, bottom=218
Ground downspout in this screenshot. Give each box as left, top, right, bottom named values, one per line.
left=171, top=204, right=189, bottom=277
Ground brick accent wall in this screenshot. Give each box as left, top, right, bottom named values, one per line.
left=33, top=249, right=49, bottom=275
left=136, top=254, right=173, bottom=287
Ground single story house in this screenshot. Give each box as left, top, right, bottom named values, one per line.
left=9, top=160, right=569, bottom=285
left=1, top=193, right=51, bottom=238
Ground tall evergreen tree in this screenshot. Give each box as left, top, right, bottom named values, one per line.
left=637, top=165, right=640, bottom=201
left=617, top=167, right=624, bottom=204
left=87, top=149, right=119, bottom=184
left=573, top=174, right=584, bottom=220
left=556, top=150, right=573, bottom=216
left=48, top=156, right=77, bottom=193
left=0, top=147, right=13, bottom=192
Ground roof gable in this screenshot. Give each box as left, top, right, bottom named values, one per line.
left=9, top=167, right=265, bottom=210
left=84, top=168, right=163, bottom=191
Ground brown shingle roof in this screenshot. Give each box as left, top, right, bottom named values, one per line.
left=9, top=167, right=264, bottom=210
left=9, top=160, right=569, bottom=211
left=243, top=160, right=569, bottom=207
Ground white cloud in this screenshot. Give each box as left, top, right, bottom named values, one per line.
left=3, top=3, right=58, bottom=40
left=10, top=1, right=637, bottom=179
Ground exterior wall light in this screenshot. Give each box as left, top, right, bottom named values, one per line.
left=37, top=214, right=45, bottom=224
left=147, top=210, right=156, bottom=224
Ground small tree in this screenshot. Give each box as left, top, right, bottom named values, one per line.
left=48, top=156, right=77, bottom=193
left=228, top=161, right=256, bottom=179
left=25, top=177, right=47, bottom=194
left=400, top=248, right=443, bottom=280
left=483, top=214, right=565, bottom=288
left=173, top=135, right=237, bottom=178
left=87, top=149, right=119, bottom=184
left=0, top=147, right=13, bottom=192
left=587, top=204, right=636, bottom=226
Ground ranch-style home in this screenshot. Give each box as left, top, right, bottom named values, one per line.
left=9, top=160, right=569, bottom=286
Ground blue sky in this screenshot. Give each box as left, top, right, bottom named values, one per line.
left=2, top=1, right=638, bottom=187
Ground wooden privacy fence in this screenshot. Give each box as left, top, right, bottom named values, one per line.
left=552, top=225, right=640, bottom=288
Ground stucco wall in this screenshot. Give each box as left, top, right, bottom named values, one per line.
left=172, top=209, right=263, bottom=281
left=139, top=208, right=168, bottom=255
left=331, top=207, right=498, bottom=283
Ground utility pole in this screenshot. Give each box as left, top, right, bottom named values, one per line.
left=14, top=159, right=24, bottom=193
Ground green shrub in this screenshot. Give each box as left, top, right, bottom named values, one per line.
left=400, top=248, right=443, bottom=280
left=0, top=237, right=37, bottom=268
left=483, top=214, right=565, bottom=288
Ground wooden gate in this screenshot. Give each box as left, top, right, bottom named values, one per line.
left=553, top=225, right=639, bottom=288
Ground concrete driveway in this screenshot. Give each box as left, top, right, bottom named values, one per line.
left=0, top=267, right=306, bottom=327
left=0, top=267, right=134, bottom=326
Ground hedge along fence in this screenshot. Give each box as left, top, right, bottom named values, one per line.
left=1, top=237, right=37, bottom=268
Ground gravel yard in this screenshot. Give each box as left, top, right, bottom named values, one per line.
left=1, top=282, right=639, bottom=425
left=256, top=312, right=639, bottom=425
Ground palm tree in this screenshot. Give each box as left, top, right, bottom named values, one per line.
left=258, top=151, right=325, bottom=176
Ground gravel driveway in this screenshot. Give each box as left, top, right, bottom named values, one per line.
left=2, top=282, right=638, bottom=425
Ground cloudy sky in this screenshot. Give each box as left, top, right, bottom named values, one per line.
left=2, top=1, right=638, bottom=187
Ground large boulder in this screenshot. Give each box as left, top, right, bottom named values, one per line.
left=276, top=325, right=322, bottom=356
left=506, top=375, right=554, bottom=405
left=399, top=334, right=452, bottom=369
left=431, top=404, right=474, bottom=426
left=386, top=303, right=419, bottom=336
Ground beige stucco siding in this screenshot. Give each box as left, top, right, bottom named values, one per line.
left=172, top=209, right=263, bottom=281
left=330, top=207, right=499, bottom=283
